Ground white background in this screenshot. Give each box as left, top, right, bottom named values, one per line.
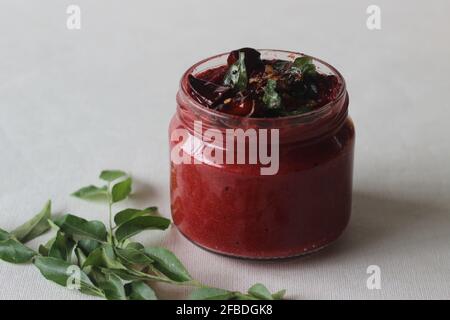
left=1, top=0, right=449, bottom=299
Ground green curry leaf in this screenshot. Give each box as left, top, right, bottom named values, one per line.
left=11, top=200, right=51, bottom=243
left=0, top=239, right=36, bottom=264
left=224, top=51, right=248, bottom=91
left=111, top=178, right=132, bottom=203
left=115, top=216, right=170, bottom=242
left=99, top=170, right=127, bottom=182
left=54, top=214, right=107, bottom=242
left=143, top=247, right=192, bottom=282
left=72, top=185, right=108, bottom=200
left=126, top=281, right=157, bottom=300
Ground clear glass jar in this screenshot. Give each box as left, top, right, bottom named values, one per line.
left=169, top=50, right=355, bottom=259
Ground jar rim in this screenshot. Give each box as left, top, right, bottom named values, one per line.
left=179, top=49, right=347, bottom=124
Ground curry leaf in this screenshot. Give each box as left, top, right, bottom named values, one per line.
left=272, top=289, right=287, bottom=300
left=38, top=238, right=55, bottom=257
left=77, top=239, right=102, bottom=256
left=115, top=216, right=170, bottom=242
left=89, top=269, right=126, bottom=300
left=111, top=177, right=132, bottom=203
left=126, top=242, right=145, bottom=251
left=0, top=239, right=36, bottom=263
left=0, top=228, right=9, bottom=241
left=248, top=283, right=274, bottom=300
left=114, top=207, right=158, bottom=226
left=11, top=200, right=51, bottom=243
left=37, top=220, right=61, bottom=257
left=83, top=245, right=125, bottom=270
left=38, top=245, right=50, bottom=256
left=99, top=170, right=127, bottom=182
left=75, top=247, right=87, bottom=267
left=99, top=274, right=126, bottom=300
left=48, top=232, right=76, bottom=262
left=292, top=56, right=316, bottom=75
left=233, top=293, right=259, bottom=300
left=72, top=185, right=108, bottom=200
left=126, top=281, right=157, bottom=300
left=143, top=247, right=192, bottom=282
left=54, top=214, right=107, bottom=242
left=224, top=52, right=247, bottom=91
left=189, top=287, right=235, bottom=300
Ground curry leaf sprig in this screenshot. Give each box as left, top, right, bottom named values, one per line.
left=0, top=170, right=285, bottom=300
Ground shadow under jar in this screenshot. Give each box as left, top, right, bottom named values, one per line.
left=169, top=50, right=355, bottom=259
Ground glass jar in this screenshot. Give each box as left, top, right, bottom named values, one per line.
left=169, top=50, right=355, bottom=259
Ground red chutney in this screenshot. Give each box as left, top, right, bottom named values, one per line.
left=169, top=50, right=355, bottom=259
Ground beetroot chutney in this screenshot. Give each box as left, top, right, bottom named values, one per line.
left=169, top=49, right=355, bottom=259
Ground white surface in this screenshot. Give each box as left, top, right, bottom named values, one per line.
left=1, top=0, right=450, bottom=300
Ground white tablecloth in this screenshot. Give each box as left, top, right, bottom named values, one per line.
left=1, top=0, right=449, bottom=300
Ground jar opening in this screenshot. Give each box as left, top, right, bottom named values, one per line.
left=178, top=49, right=347, bottom=128
left=176, top=50, right=349, bottom=144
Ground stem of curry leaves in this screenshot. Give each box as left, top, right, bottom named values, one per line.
left=106, top=181, right=114, bottom=244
